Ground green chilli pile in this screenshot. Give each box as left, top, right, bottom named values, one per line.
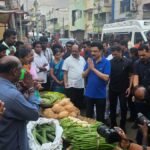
left=40, top=92, right=66, bottom=107
left=32, top=124, right=56, bottom=145
left=60, top=117, right=115, bottom=150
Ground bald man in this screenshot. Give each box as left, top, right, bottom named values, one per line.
left=134, top=86, right=150, bottom=105
left=0, top=56, right=39, bottom=150
left=134, top=86, right=146, bottom=100
left=62, top=44, right=86, bottom=109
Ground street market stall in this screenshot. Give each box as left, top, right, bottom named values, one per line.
left=27, top=91, right=116, bottom=150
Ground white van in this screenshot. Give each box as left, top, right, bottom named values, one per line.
left=101, top=20, right=150, bottom=45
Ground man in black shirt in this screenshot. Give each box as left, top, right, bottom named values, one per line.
left=133, top=44, right=150, bottom=117
left=81, top=41, right=91, bottom=60
left=133, top=45, right=150, bottom=88
left=133, top=44, right=150, bottom=144
left=109, top=46, right=133, bottom=131
left=120, top=40, right=130, bottom=58
left=133, top=45, right=150, bottom=115
left=131, top=46, right=150, bottom=119
left=63, top=41, right=74, bottom=60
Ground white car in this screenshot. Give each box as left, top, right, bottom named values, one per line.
left=59, top=38, right=76, bottom=47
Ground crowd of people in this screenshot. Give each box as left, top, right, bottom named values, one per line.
left=0, top=28, right=150, bottom=150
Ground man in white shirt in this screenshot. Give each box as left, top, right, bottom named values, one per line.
left=33, top=41, right=49, bottom=90
left=62, top=44, right=86, bottom=109
left=40, top=36, right=53, bottom=63
left=40, top=36, right=53, bottom=90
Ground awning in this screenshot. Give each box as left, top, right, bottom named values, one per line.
left=0, top=9, right=26, bottom=24
left=0, top=10, right=14, bottom=24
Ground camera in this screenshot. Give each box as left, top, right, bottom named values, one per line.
left=97, top=124, right=120, bottom=143
left=136, top=113, right=150, bottom=127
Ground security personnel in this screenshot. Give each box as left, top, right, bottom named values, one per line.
left=109, top=46, right=133, bottom=131
left=133, top=44, right=150, bottom=144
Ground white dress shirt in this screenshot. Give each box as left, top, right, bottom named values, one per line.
left=33, top=52, right=49, bottom=83
left=41, top=48, right=53, bottom=64
left=62, top=55, right=86, bottom=89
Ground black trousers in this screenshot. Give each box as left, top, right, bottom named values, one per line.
left=128, top=94, right=136, bottom=120
left=65, top=88, right=84, bottom=110
left=109, top=89, right=127, bottom=129
left=85, top=97, right=106, bottom=122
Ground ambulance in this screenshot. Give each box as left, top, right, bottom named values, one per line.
left=101, top=20, right=150, bottom=45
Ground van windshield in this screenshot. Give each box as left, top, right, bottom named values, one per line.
left=144, top=30, right=150, bottom=41
left=103, top=32, right=132, bottom=45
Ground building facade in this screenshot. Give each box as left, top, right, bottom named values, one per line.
left=69, top=0, right=112, bottom=41
left=69, top=0, right=86, bottom=41
left=0, top=0, right=27, bottom=40
left=112, top=0, right=150, bottom=22
left=84, top=0, right=95, bottom=39
left=46, top=8, right=69, bottom=38
left=136, top=0, right=150, bottom=19
left=93, top=0, right=112, bottom=39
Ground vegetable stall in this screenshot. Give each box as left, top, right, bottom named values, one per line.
left=27, top=91, right=116, bottom=150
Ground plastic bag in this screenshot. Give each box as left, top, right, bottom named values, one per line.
left=27, top=118, right=63, bottom=150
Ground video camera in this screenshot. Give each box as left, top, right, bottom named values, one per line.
left=97, top=113, right=150, bottom=144
left=97, top=124, right=121, bottom=143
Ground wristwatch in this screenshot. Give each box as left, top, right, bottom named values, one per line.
left=143, top=145, right=147, bottom=150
